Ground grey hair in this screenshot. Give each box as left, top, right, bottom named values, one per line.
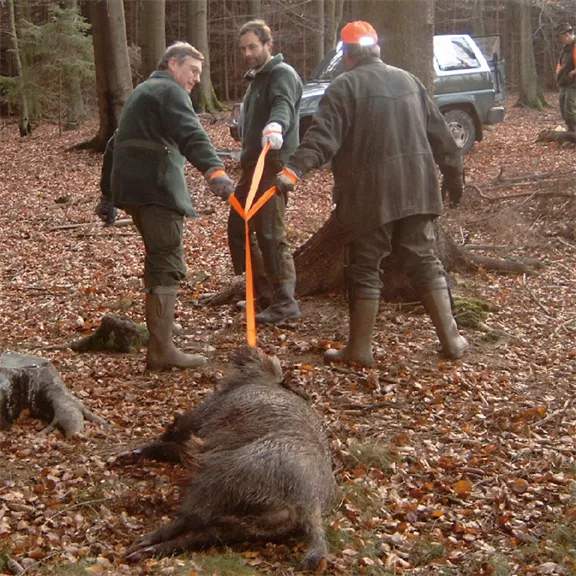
left=158, top=41, right=204, bottom=70
left=344, top=44, right=381, bottom=61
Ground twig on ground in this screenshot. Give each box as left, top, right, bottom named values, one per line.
left=522, top=273, right=553, bottom=318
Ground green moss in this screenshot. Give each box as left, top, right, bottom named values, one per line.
left=193, top=550, right=257, bottom=575
left=346, top=440, right=398, bottom=473
left=452, top=296, right=498, bottom=330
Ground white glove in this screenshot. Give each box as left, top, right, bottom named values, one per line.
left=261, top=122, right=283, bottom=150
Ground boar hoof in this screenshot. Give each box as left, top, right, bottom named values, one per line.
left=301, top=550, right=325, bottom=571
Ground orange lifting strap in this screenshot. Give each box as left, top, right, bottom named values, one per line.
left=228, top=143, right=277, bottom=347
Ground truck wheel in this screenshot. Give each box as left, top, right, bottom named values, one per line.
left=443, top=109, right=476, bottom=154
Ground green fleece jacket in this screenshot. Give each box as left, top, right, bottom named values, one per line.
left=240, top=54, right=302, bottom=170
left=111, top=71, right=224, bottom=217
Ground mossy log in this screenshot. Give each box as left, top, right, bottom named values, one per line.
left=0, top=352, right=108, bottom=438
left=70, top=315, right=148, bottom=353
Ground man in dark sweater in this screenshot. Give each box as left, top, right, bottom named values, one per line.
left=555, top=22, right=576, bottom=132
left=276, top=21, right=468, bottom=367
left=97, top=42, right=234, bottom=370
left=228, top=20, right=303, bottom=324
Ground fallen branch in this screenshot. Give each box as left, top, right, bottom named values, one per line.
left=49, top=219, right=133, bottom=231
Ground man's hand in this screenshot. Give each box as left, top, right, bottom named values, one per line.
left=261, top=122, right=283, bottom=150
left=204, top=167, right=234, bottom=200
left=275, top=167, right=300, bottom=196
left=441, top=171, right=465, bottom=208
left=95, top=195, right=118, bottom=226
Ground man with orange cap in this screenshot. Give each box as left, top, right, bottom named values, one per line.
left=275, top=21, right=468, bottom=367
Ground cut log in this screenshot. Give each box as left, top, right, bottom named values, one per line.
left=70, top=315, right=149, bottom=353
left=0, top=352, right=108, bottom=438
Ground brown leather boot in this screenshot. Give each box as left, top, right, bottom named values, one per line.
left=146, top=286, right=206, bottom=369
left=324, top=295, right=379, bottom=367
left=420, top=280, right=469, bottom=359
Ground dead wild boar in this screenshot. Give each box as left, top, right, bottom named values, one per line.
left=120, top=346, right=340, bottom=569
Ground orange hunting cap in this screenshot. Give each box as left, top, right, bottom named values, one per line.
left=340, top=21, right=378, bottom=46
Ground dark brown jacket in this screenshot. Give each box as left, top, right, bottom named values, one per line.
left=287, top=57, right=462, bottom=238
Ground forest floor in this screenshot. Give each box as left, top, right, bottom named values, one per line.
left=0, top=94, right=575, bottom=576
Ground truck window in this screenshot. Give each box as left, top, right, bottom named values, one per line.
left=434, top=36, right=482, bottom=71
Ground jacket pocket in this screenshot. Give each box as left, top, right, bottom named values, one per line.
left=112, top=140, right=170, bottom=196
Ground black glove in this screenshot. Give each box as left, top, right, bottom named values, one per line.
left=275, top=167, right=300, bottom=196
left=95, top=195, right=118, bottom=226
left=204, top=167, right=234, bottom=201
left=441, top=170, right=465, bottom=208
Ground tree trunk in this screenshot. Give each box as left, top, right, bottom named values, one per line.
left=0, top=352, right=107, bottom=438
left=363, top=0, right=435, bottom=92
left=140, top=0, right=165, bottom=80
left=246, top=0, right=261, bottom=20
left=186, top=0, right=223, bottom=113
left=63, top=0, right=85, bottom=131
left=6, top=0, right=31, bottom=136
left=89, top=0, right=133, bottom=151
left=316, top=0, right=325, bottom=64
left=514, top=0, right=547, bottom=109
left=325, top=0, right=343, bottom=53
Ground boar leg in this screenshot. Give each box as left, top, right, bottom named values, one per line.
left=300, top=503, right=329, bottom=570
left=125, top=509, right=300, bottom=563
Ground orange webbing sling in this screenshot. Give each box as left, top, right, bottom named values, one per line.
left=228, top=142, right=277, bottom=347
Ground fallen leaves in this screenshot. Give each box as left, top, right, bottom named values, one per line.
left=0, top=99, right=575, bottom=575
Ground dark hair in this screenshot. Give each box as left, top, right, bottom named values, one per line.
left=344, top=44, right=381, bottom=61
left=239, top=19, right=273, bottom=44
left=158, top=42, right=204, bottom=70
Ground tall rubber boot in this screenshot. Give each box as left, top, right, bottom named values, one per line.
left=256, top=258, right=300, bottom=324
left=324, top=290, right=380, bottom=367
left=420, top=280, right=469, bottom=360
left=255, top=280, right=301, bottom=324
left=146, top=286, right=206, bottom=369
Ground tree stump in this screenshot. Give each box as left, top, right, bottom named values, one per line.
left=0, top=352, right=108, bottom=438
left=70, top=315, right=148, bottom=353
left=293, top=214, right=534, bottom=301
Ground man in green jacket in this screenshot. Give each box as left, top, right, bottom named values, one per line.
left=228, top=20, right=303, bottom=324
left=99, top=42, right=234, bottom=370
left=276, top=21, right=468, bottom=367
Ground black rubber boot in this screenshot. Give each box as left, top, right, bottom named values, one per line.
left=146, top=286, right=207, bottom=369
left=237, top=249, right=273, bottom=311
left=419, top=279, right=469, bottom=360
left=255, top=258, right=300, bottom=324
left=324, top=288, right=380, bottom=367
left=255, top=279, right=301, bottom=324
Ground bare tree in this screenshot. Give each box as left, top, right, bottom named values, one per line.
left=247, top=0, right=261, bottom=20
left=186, top=0, right=222, bottom=112
left=316, top=0, right=325, bottom=63
left=140, top=0, right=165, bottom=80
left=88, top=0, right=133, bottom=150
left=361, top=0, right=435, bottom=92
left=63, top=0, right=85, bottom=131
left=514, top=0, right=547, bottom=108
left=6, top=0, right=31, bottom=135
left=325, top=0, right=344, bottom=53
